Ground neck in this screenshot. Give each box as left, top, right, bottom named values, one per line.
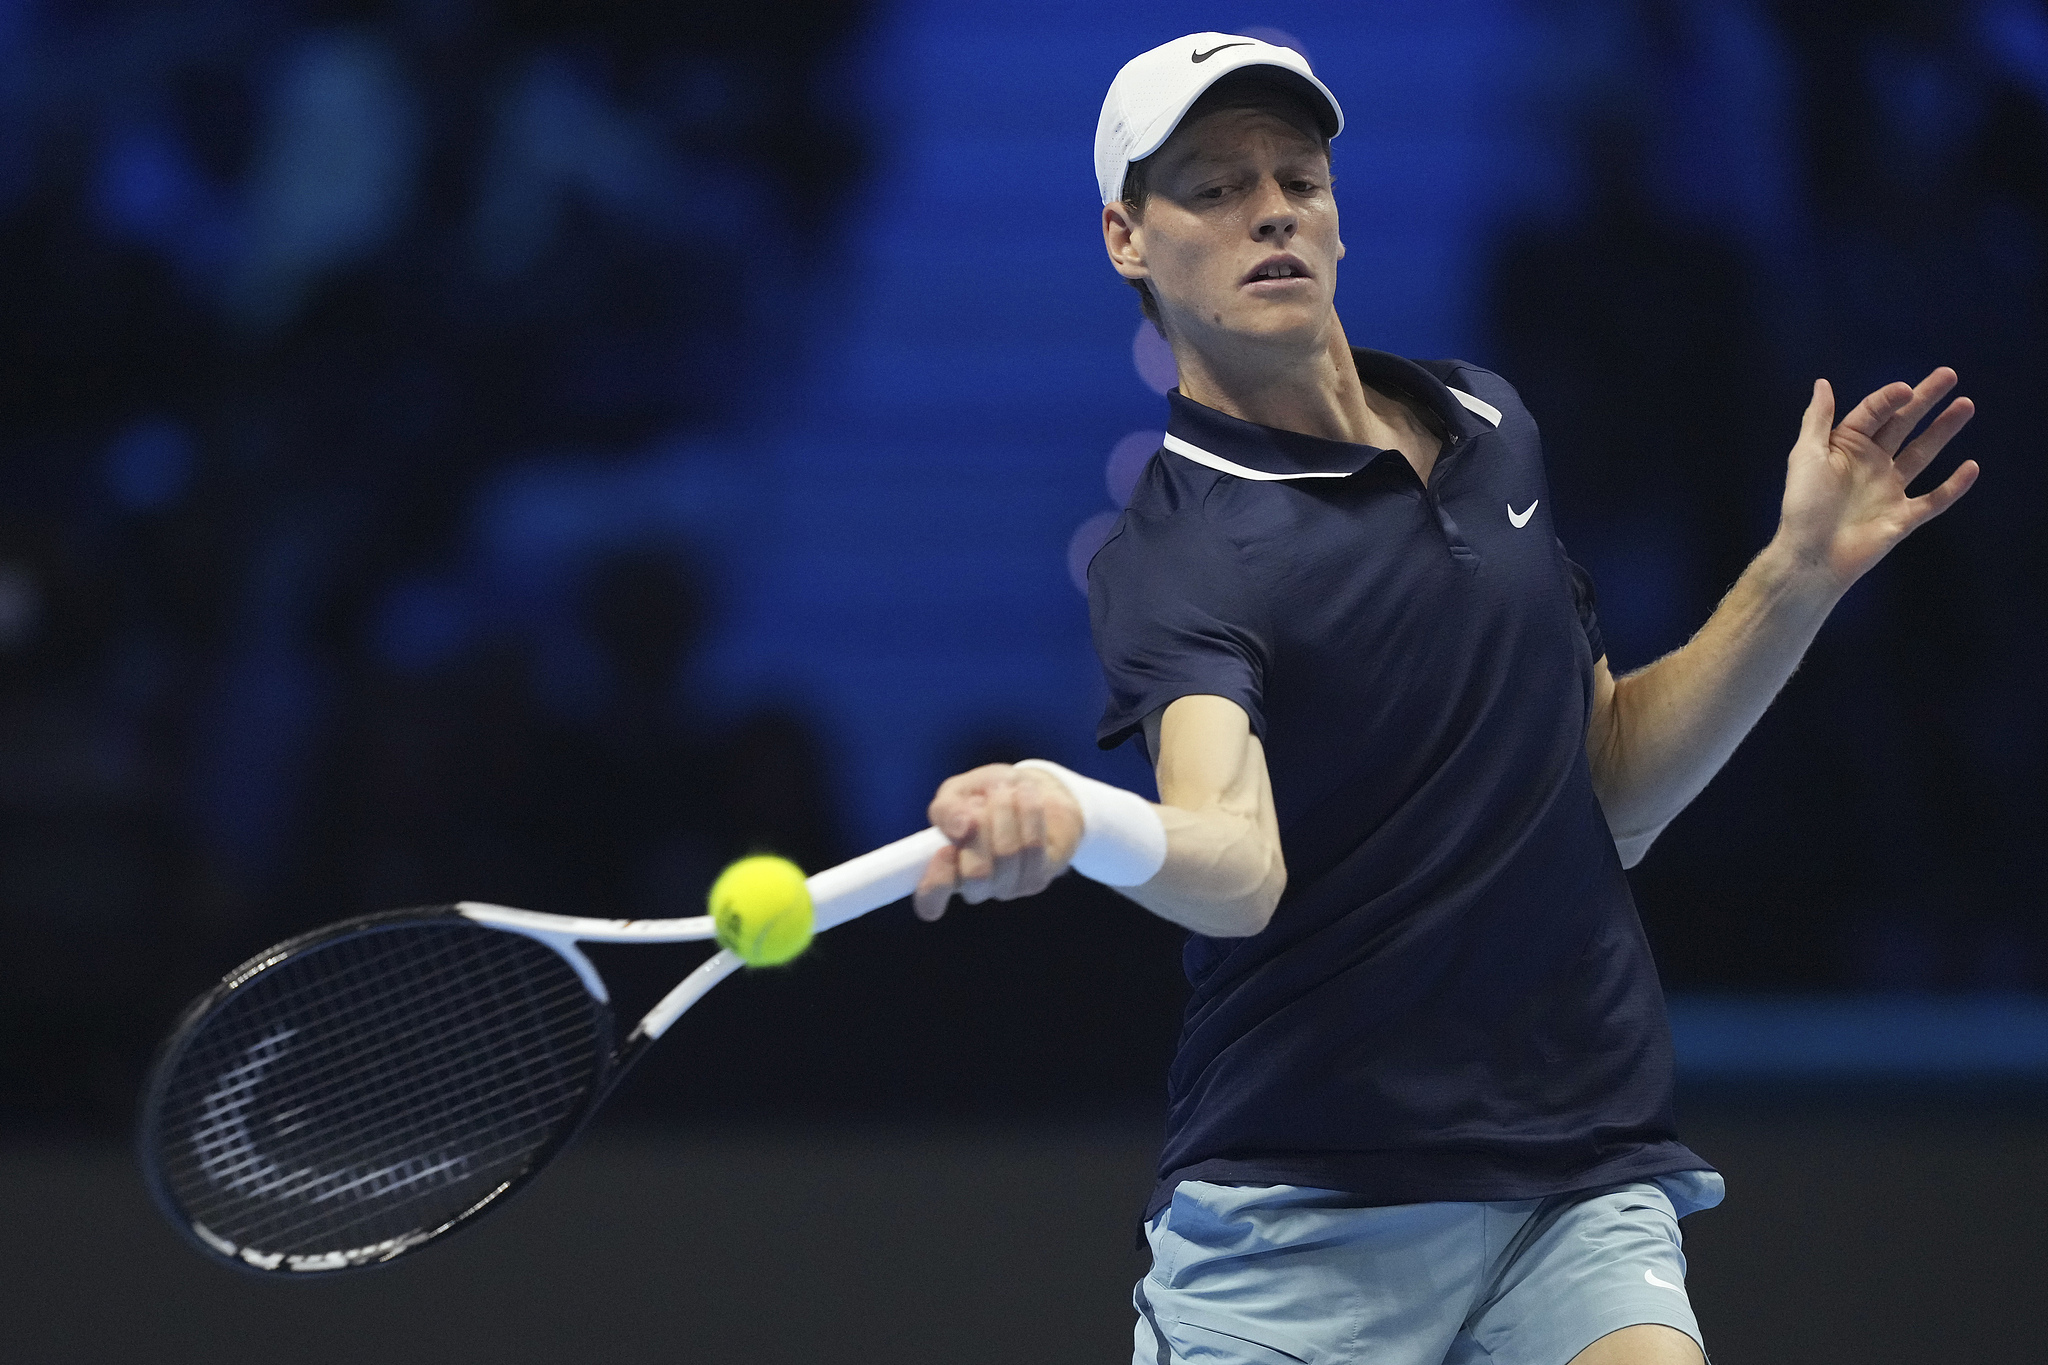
left=1165, top=312, right=1407, bottom=447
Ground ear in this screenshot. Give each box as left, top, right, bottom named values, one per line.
left=1103, top=202, right=1150, bottom=282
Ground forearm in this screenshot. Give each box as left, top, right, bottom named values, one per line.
left=1589, top=537, right=1842, bottom=863
left=913, top=697, right=1286, bottom=934
left=1589, top=369, right=1978, bottom=866
left=1116, top=695, right=1287, bottom=936
left=1116, top=799, right=1286, bottom=937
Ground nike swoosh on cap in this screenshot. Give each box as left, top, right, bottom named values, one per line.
left=1192, top=42, right=1254, bottom=62
left=1508, top=500, right=1539, bottom=528
left=1645, top=1269, right=1683, bottom=1292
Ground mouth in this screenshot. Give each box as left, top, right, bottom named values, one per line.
left=1242, top=255, right=1313, bottom=288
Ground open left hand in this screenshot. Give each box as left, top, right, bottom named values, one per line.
left=1775, top=368, right=1979, bottom=592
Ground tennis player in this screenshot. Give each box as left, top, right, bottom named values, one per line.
left=912, top=33, right=1977, bottom=1365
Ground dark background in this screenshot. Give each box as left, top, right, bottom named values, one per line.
left=0, top=1, right=2041, bottom=1361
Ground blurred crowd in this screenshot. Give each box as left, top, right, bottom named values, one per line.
left=0, top=0, right=864, bottom=1126
left=0, top=0, right=2043, bottom=1131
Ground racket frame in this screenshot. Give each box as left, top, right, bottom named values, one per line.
left=137, top=826, right=948, bottom=1276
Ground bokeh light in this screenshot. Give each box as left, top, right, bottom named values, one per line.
left=1132, top=319, right=1178, bottom=395
left=1106, top=429, right=1164, bottom=506
left=1066, top=511, right=1121, bottom=595
left=105, top=417, right=194, bottom=513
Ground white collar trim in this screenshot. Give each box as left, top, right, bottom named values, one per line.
left=1448, top=386, right=1501, bottom=427
left=1161, top=432, right=1351, bottom=482
left=1165, top=385, right=1500, bottom=482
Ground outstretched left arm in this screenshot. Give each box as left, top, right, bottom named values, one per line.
left=1586, top=367, right=1979, bottom=867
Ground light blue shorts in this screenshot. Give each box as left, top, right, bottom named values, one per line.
left=1134, top=1172, right=1723, bottom=1365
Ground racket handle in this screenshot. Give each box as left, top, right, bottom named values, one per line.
left=809, top=826, right=950, bottom=932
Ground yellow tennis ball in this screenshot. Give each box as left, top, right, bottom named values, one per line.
left=708, top=855, right=814, bottom=966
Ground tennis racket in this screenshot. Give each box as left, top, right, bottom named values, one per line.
left=137, top=826, right=949, bottom=1277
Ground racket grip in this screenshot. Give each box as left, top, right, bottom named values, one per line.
left=808, top=826, right=950, bottom=932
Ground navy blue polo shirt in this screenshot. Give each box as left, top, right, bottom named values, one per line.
left=1087, top=348, right=1708, bottom=1220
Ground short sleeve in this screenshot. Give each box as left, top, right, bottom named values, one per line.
left=1561, top=547, right=1606, bottom=664
left=1088, top=508, right=1271, bottom=751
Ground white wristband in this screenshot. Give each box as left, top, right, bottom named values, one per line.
left=1013, top=759, right=1167, bottom=887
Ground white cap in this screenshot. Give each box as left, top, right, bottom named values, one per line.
left=1094, top=33, right=1344, bottom=206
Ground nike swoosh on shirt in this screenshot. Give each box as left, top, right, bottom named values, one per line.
left=1192, top=42, right=1254, bottom=62
left=1508, top=500, right=1539, bottom=528
left=1645, top=1269, right=1683, bottom=1292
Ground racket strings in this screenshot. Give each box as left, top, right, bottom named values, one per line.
left=151, top=922, right=606, bottom=1263
left=186, top=943, right=571, bottom=1183
left=200, top=955, right=591, bottom=1162
left=191, top=974, right=587, bottom=1216
left=177, top=934, right=594, bottom=1254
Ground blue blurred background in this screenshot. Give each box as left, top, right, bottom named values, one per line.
left=0, top=1, right=2043, bottom=1361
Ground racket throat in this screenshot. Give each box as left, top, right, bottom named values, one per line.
left=636, top=949, right=744, bottom=1042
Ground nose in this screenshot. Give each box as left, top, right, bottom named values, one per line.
left=1250, top=179, right=1297, bottom=241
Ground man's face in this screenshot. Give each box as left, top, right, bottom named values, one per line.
left=1108, top=103, right=1341, bottom=352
